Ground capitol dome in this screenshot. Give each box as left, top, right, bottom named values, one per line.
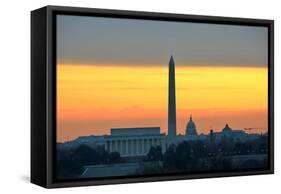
left=185, top=115, right=198, bottom=136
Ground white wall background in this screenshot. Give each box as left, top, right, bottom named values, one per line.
left=0, top=0, right=279, bottom=193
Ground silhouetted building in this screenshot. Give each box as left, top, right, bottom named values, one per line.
left=209, top=129, right=215, bottom=143
left=222, top=123, right=232, bottom=132
left=185, top=115, right=198, bottom=136
left=210, top=123, right=250, bottom=142
left=105, top=127, right=166, bottom=157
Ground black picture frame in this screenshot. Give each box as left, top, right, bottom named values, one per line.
left=31, top=5, right=274, bottom=188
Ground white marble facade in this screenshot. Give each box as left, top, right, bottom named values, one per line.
left=104, top=127, right=166, bottom=157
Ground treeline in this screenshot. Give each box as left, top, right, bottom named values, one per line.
left=142, top=136, right=268, bottom=174
left=57, top=136, right=268, bottom=179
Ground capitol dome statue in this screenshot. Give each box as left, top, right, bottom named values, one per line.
left=185, top=115, right=198, bottom=136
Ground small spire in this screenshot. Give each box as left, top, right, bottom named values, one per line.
left=190, top=114, right=192, bottom=121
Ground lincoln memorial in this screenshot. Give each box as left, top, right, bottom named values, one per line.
left=104, top=127, right=166, bottom=157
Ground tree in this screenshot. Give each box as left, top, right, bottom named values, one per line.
left=108, top=152, right=121, bottom=163
left=190, top=140, right=207, bottom=158
left=163, top=144, right=177, bottom=171
left=56, top=158, right=84, bottom=179
left=72, top=144, right=97, bottom=165
left=146, top=146, right=163, bottom=161
left=163, top=141, right=206, bottom=172
left=71, top=144, right=111, bottom=165
left=175, top=141, right=192, bottom=170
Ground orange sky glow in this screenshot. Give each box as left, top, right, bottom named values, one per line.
left=57, top=64, right=268, bottom=143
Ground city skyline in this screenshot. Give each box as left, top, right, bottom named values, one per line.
left=57, top=63, right=268, bottom=142
left=57, top=15, right=268, bottom=143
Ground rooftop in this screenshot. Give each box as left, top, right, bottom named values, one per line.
left=110, top=127, right=161, bottom=136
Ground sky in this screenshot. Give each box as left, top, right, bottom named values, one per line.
left=56, top=15, right=268, bottom=143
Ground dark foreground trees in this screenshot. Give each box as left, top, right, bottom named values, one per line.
left=160, top=138, right=267, bottom=173
left=163, top=141, right=204, bottom=172
left=57, top=136, right=268, bottom=179
left=145, top=146, right=163, bottom=161
left=56, top=158, right=84, bottom=179
left=72, top=145, right=120, bottom=165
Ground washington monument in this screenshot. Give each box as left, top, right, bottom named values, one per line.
left=168, top=55, right=177, bottom=142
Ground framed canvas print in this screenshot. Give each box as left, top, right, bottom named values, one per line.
left=31, top=5, right=274, bottom=188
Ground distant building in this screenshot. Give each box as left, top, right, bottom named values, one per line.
left=209, top=129, right=215, bottom=144
left=104, top=127, right=166, bottom=157
left=185, top=115, right=198, bottom=136
left=222, top=123, right=232, bottom=133
left=210, top=123, right=250, bottom=143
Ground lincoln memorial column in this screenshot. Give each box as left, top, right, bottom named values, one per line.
left=117, top=140, right=120, bottom=153
left=141, top=139, right=144, bottom=155
left=161, top=139, right=165, bottom=153
left=119, top=139, right=123, bottom=156
left=108, top=140, right=112, bottom=152
left=134, top=139, right=137, bottom=155
left=144, top=139, right=148, bottom=154
left=125, top=139, right=128, bottom=156
left=127, top=140, right=130, bottom=156
left=153, top=139, right=156, bottom=147
left=135, top=139, right=138, bottom=155
left=132, top=140, right=134, bottom=156
left=105, top=140, right=108, bottom=151
left=112, top=140, right=116, bottom=152
left=131, top=139, right=134, bottom=156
